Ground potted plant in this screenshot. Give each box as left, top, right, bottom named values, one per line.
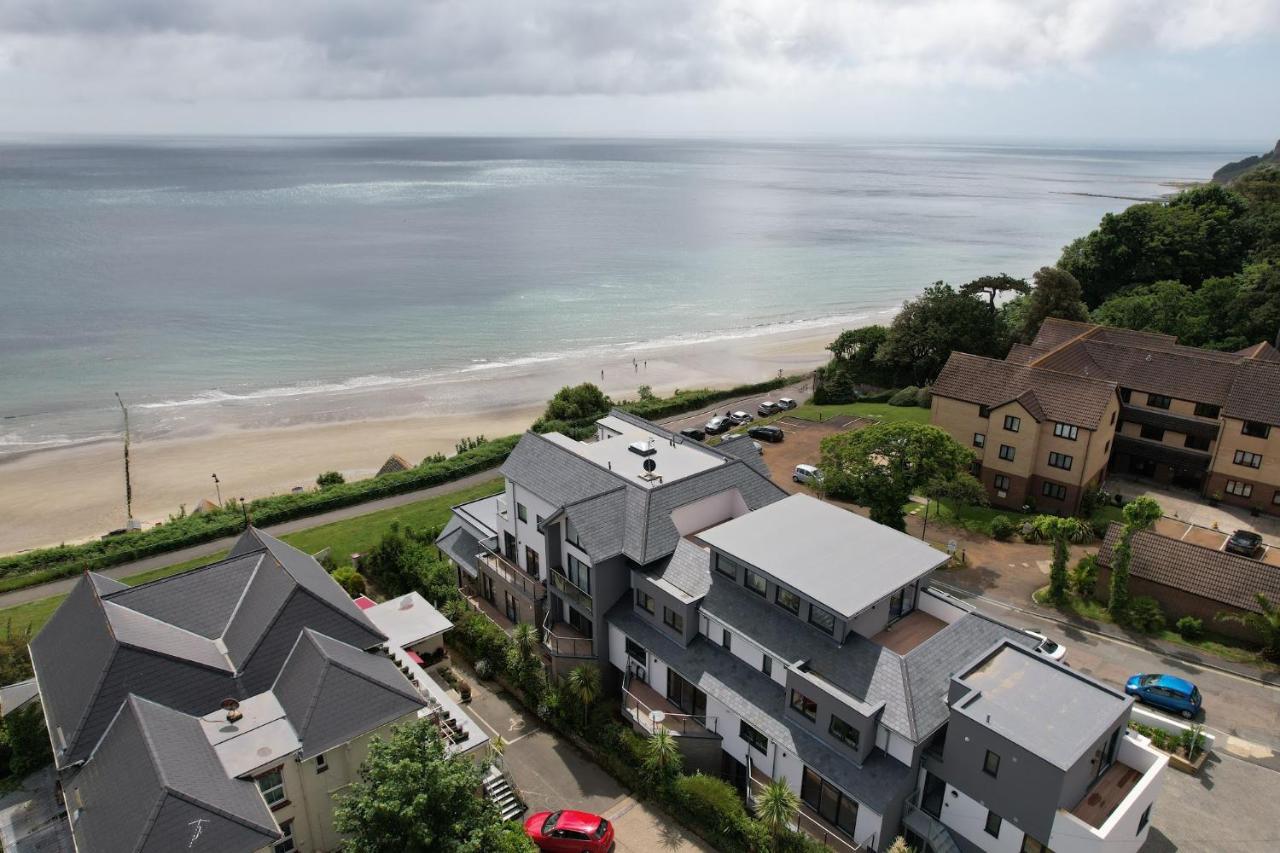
left=457, top=679, right=473, bottom=703
left=1209, top=492, right=1221, bottom=507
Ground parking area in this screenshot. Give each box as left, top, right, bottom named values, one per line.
left=1109, top=475, right=1280, bottom=548
left=749, top=415, right=869, bottom=494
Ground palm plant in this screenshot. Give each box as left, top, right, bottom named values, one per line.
left=1031, top=515, right=1094, bottom=603
left=1218, top=593, right=1280, bottom=660
left=565, top=664, right=601, bottom=726
left=511, top=622, right=538, bottom=661
left=755, top=779, right=799, bottom=850
left=642, top=728, right=683, bottom=783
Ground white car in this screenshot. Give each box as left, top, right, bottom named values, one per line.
left=793, top=464, right=823, bottom=485
left=1024, top=629, right=1067, bottom=663
left=728, top=410, right=754, bottom=424
left=777, top=397, right=797, bottom=410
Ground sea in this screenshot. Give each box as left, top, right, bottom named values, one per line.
left=0, top=136, right=1245, bottom=456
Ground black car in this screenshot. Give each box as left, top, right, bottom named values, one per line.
left=1225, top=529, right=1263, bottom=557
left=679, top=427, right=706, bottom=442
left=747, top=425, right=784, bottom=443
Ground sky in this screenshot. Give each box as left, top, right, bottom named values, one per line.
left=0, top=0, right=1278, bottom=142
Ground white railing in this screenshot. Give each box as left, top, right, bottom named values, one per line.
left=622, top=684, right=718, bottom=737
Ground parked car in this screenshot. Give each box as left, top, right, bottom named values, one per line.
left=777, top=397, right=797, bottom=410
left=1023, top=629, right=1067, bottom=663
left=704, top=416, right=729, bottom=435
left=748, top=425, right=784, bottom=443
left=793, top=464, right=823, bottom=485
left=524, top=810, right=615, bottom=853
left=758, top=401, right=780, bottom=416
left=727, top=410, right=754, bottom=424
left=679, top=427, right=705, bottom=441
left=1125, top=673, right=1202, bottom=719
left=1225, top=529, right=1263, bottom=557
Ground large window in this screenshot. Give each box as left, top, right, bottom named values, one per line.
left=808, top=604, right=836, bottom=635
left=1146, top=394, right=1172, bottom=410
left=274, top=820, right=296, bottom=853
left=761, top=656, right=773, bottom=677
left=745, top=568, right=768, bottom=597
left=790, top=689, right=817, bottom=721
left=801, top=768, right=859, bottom=838
left=663, top=607, right=684, bottom=633
left=1053, top=422, right=1078, bottom=441
left=1003, top=415, right=1021, bottom=432
left=565, top=554, right=591, bottom=594
left=740, top=720, right=768, bottom=754
left=983, top=749, right=1000, bottom=777
left=1234, top=449, right=1263, bottom=469
left=1226, top=480, right=1253, bottom=498
left=1185, top=434, right=1211, bottom=451
left=829, top=715, right=860, bottom=750
left=985, top=811, right=1002, bottom=838
left=635, top=589, right=655, bottom=614
left=1242, top=421, right=1271, bottom=439
left=715, top=554, right=739, bottom=579
left=998, top=444, right=1015, bottom=462
left=973, top=433, right=985, bottom=448
left=1042, top=482, right=1067, bottom=501
left=993, top=474, right=1011, bottom=492
left=257, top=767, right=286, bottom=808
left=775, top=587, right=800, bottom=615
left=1047, top=451, right=1073, bottom=471
left=625, top=637, right=646, bottom=665
left=517, top=503, right=528, bottom=522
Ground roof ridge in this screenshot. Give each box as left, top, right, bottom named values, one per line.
left=65, top=579, right=123, bottom=752
left=162, top=788, right=281, bottom=839
left=104, top=548, right=267, bottom=600
left=895, top=655, right=917, bottom=740
left=220, top=553, right=266, bottom=641
left=1028, top=322, right=1099, bottom=367
left=100, top=601, right=234, bottom=672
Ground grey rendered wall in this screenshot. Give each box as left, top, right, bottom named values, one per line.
left=783, top=668, right=879, bottom=765
left=628, top=569, right=699, bottom=647
left=712, top=550, right=849, bottom=643
left=1059, top=715, right=1129, bottom=810
left=590, top=555, right=634, bottom=672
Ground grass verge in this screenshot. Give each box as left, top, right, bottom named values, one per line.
left=788, top=401, right=932, bottom=425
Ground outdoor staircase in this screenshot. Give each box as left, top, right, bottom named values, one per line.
left=484, top=765, right=526, bottom=822
left=903, top=803, right=963, bottom=853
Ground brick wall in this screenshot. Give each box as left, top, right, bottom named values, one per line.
left=1093, top=564, right=1261, bottom=644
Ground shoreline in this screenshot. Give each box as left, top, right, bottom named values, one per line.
left=0, top=316, right=858, bottom=555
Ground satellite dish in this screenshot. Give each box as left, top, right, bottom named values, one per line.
left=643, top=458, right=657, bottom=473
left=221, top=698, right=240, bottom=712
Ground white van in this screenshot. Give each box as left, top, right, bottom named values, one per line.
left=793, top=464, right=822, bottom=485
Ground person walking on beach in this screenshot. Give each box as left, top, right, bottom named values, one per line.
left=601, top=370, right=605, bottom=382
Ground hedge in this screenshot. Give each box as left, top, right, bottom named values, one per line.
left=616, top=375, right=804, bottom=422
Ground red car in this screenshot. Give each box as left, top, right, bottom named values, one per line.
left=523, top=809, right=615, bottom=852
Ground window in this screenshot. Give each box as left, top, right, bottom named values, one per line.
left=516, top=503, right=527, bottom=522
left=775, top=587, right=800, bottom=614
left=535, top=514, right=545, bottom=527
left=722, top=629, right=732, bottom=651
left=274, top=820, right=296, bottom=853
left=1111, top=410, right=1117, bottom=425
left=1104, top=439, right=1111, bottom=453
left=1137, top=804, right=1152, bottom=835
left=740, top=720, right=768, bottom=754
left=1021, top=837, right=1048, bottom=853
left=801, top=768, right=859, bottom=837
left=1003, top=415, right=1021, bottom=432
left=998, top=444, right=1015, bottom=462
left=993, top=474, right=1011, bottom=493
left=625, top=637, right=646, bottom=664
left=762, top=656, right=773, bottom=677
left=1185, top=434, right=1211, bottom=451
left=565, top=554, right=591, bottom=593
left=257, top=768, right=286, bottom=808
left=635, top=589, right=655, bottom=614
left=978, top=404, right=992, bottom=418
left=1054, top=422, right=1079, bottom=441
left=1226, top=480, right=1253, bottom=498
left=1234, top=449, right=1263, bottom=469
left=983, top=750, right=1000, bottom=777
left=315, top=752, right=327, bottom=773
left=745, top=568, right=767, bottom=597
left=984, top=811, right=1002, bottom=838
left=1273, top=490, right=1280, bottom=506
left=1146, top=394, right=1172, bottom=409
left=663, top=607, right=684, bottom=633
left=1047, top=451, right=1073, bottom=470
left=790, top=689, right=817, bottom=721
left=973, top=432, right=985, bottom=448
left=1042, top=481, right=1067, bottom=501
left=715, top=553, right=738, bottom=579
left=1242, top=420, right=1271, bottom=439
left=808, top=604, right=836, bottom=635
left=1139, top=424, right=1165, bottom=441
left=1194, top=403, right=1221, bottom=419
left=566, top=524, right=583, bottom=549
left=829, top=715, right=860, bottom=750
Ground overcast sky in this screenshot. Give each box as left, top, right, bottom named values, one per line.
left=1, top=0, right=1277, bottom=141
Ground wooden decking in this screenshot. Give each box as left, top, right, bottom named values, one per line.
left=871, top=611, right=947, bottom=654
left=623, top=678, right=717, bottom=737
left=1072, top=762, right=1141, bottom=828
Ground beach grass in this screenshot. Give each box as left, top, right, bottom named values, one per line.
left=0, top=477, right=504, bottom=640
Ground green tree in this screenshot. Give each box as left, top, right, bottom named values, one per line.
left=1031, top=516, right=1094, bottom=603
left=1108, top=497, right=1163, bottom=618
left=361, top=523, right=432, bottom=597
left=1072, top=554, right=1099, bottom=599
left=819, top=422, right=974, bottom=531
left=316, top=470, right=345, bottom=489
left=543, top=383, right=611, bottom=423
left=331, top=566, right=367, bottom=597
left=959, top=273, right=1029, bottom=310
left=333, top=719, right=535, bottom=853
left=642, top=728, right=683, bottom=783
left=755, top=779, right=800, bottom=851
left=504, top=623, right=541, bottom=687
left=824, top=325, right=893, bottom=388
left=1217, top=594, right=1280, bottom=661
left=875, top=284, right=1010, bottom=386
left=922, top=472, right=989, bottom=530
left=1020, top=266, right=1090, bottom=342
left=0, top=702, right=52, bottom=777
left=564, top=664, right=601, bottom=727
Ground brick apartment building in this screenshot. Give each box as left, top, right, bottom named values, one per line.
left=932, top=318, right=1280, bottom=516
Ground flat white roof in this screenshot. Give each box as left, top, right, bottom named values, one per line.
left=364, top=592, right=452, bottom=649
left=699, top=494, right=948, bottom=619
left=544, top=423, right=724, bottom=489
left=202, top=692, right=300, bottom=777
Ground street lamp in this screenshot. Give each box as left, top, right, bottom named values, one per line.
left=211, top=473, right=223, bottom=507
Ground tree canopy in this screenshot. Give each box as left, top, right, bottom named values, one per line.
left=1018, top=266, right=1089, bottom=342
left=875, top=283, right=1011, bottom=386
left=959, top=273, right=1029, bottom=309
left=543, top=383, right=611, bottom=424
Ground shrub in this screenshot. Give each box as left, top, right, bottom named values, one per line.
left=1127, top=596, right=1166, bottom=633
left=915, top=385, right=932, bottom=407
left=316, top=470, right=345, bottom=488
left=1071, top=554, right=1098, bottom=598
left=331, top=566, right=366, bottom=596
left=1078, top=486, right=1102, bottom=518
left=474, top=659, right=493, bottom=680
left=887, top=386, right=920, bottom=406
left=1176, top=615, right=1204, bottom=640
left=989, top=515, right=1016, bottom=541
left=861, top=388, right=897, bottom=403
left=672, top=774, right=768, bottom=852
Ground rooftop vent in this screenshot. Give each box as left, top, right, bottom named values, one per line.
left=399, top=595, right=415, bottom=611
left=628, top=438, right=657, bottom=457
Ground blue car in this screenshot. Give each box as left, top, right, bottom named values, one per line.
left=1125, top=674, right=1201, bottom=719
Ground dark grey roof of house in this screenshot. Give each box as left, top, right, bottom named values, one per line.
left=501, top=432, right=622, bottom=509
left=105, top=552, right=263, bottom=639
left=646, top=539, right=712, bottom=600
left=436, top=521, right=481, bottom=575
left=69, top=695, right=278, bottom=853
left=1225, top=359, right=1280, bottom=426
left=273, top=629, right=425, bottom=759
left=713, top=435, right=772, bottom=476
left=561, top=490, right=628, bottom=560
left=100, top=601, right=231, bottom=672
left=609, top=605, right=913, bottom=813
left=87, top=573, right=128, bottom=596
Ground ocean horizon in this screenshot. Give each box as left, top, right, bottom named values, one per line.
left=0, top=136, right=1246, bottom=456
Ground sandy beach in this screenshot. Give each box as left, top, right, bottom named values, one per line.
left=0, top=319, right=852, bottom=555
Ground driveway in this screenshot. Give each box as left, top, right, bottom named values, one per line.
left=1108, top=475, right=1280, bottom=547
left=1141, top=750, right=1280, bottom=852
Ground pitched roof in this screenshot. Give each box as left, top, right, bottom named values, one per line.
left=1235, top=341, right=1280, bottom=361
left=1224, top=359, right=1280, bottom=426
left=931, top=352, right=1118, bottom=430
left=68, top=695, right=279, bottom=853
left=273, top=629, right=424, bottom=759
left=1097, top=524, right=1280, bottom=613
left=377, top=454, right=413, bottom=476
left=644, top=538, right=712, bottom=601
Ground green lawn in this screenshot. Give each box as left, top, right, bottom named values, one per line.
left=0, top=477, right=504, bottom=640
left=788, top=401, right=932, bottom=425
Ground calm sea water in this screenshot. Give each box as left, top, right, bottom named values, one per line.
left=0, top=137, right=1242, bottom=454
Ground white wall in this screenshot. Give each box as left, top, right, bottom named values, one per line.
left=883, top=728, right=916, bottom=765
left=503, top=481, right=557, bottom=579
left=940, top=782, right=1031, bottom=853
left=701, top=612, right=787, bottom=686
left=670, top=489, right=749, bottom=536
left=1047, top=735, right=1166, bottom=853
left=918, top=587, right=969, bottom=624
left=772, top=742, right=885, bottom=850
left=607, top=623, right=630, bottom=674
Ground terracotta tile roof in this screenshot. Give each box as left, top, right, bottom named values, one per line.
left=1224, top=359, right=1280, bottom=426
left=1236, top=341, right=1280, bottom=362
left=1097, top=524, right=1280, bottom=613
left=1036, top=339, right=1243, bottom=404
left=932, top=352, right=1117, bottom=430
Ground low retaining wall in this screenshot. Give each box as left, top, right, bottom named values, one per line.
left=1130, top=706, right=1216, bottom=751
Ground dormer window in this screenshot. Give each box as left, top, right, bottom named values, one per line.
left=775, top=587, right=800, bottom=615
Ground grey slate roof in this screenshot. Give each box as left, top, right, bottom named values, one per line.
left=273, top=629, right=425, bottom=759
left=609, top=605, right=913, bottom=813
left=932, top=352, right=1118, bottom=430
left=436, top=522, right=481, bottom=576
left=106, top=552, right=263, bottom=639
left=646, top=538, right=712, bottom=600
left=68, top=695, right=279, bottom=853
left=713, top=434, right=772, bottom=476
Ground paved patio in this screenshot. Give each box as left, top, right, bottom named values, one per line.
left=1109, top=475, right=1280, bottom=547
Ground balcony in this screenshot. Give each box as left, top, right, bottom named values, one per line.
left=1119, top=404, right=1219, bottom=441
left=1112, top=434, right=1211, bottom=472
left=476, top=548, right=545, bottom=602
left=541, top=614, right=594, bottom=659
left=902, top=802, right=963, bottom=853
left=1054, top=732, right=1167, bottom=849
left=747, top=765, right=867, bottom=853
left=549, top=567, right=593, bottom=616
left=622, top=678, right=719, bottom=739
